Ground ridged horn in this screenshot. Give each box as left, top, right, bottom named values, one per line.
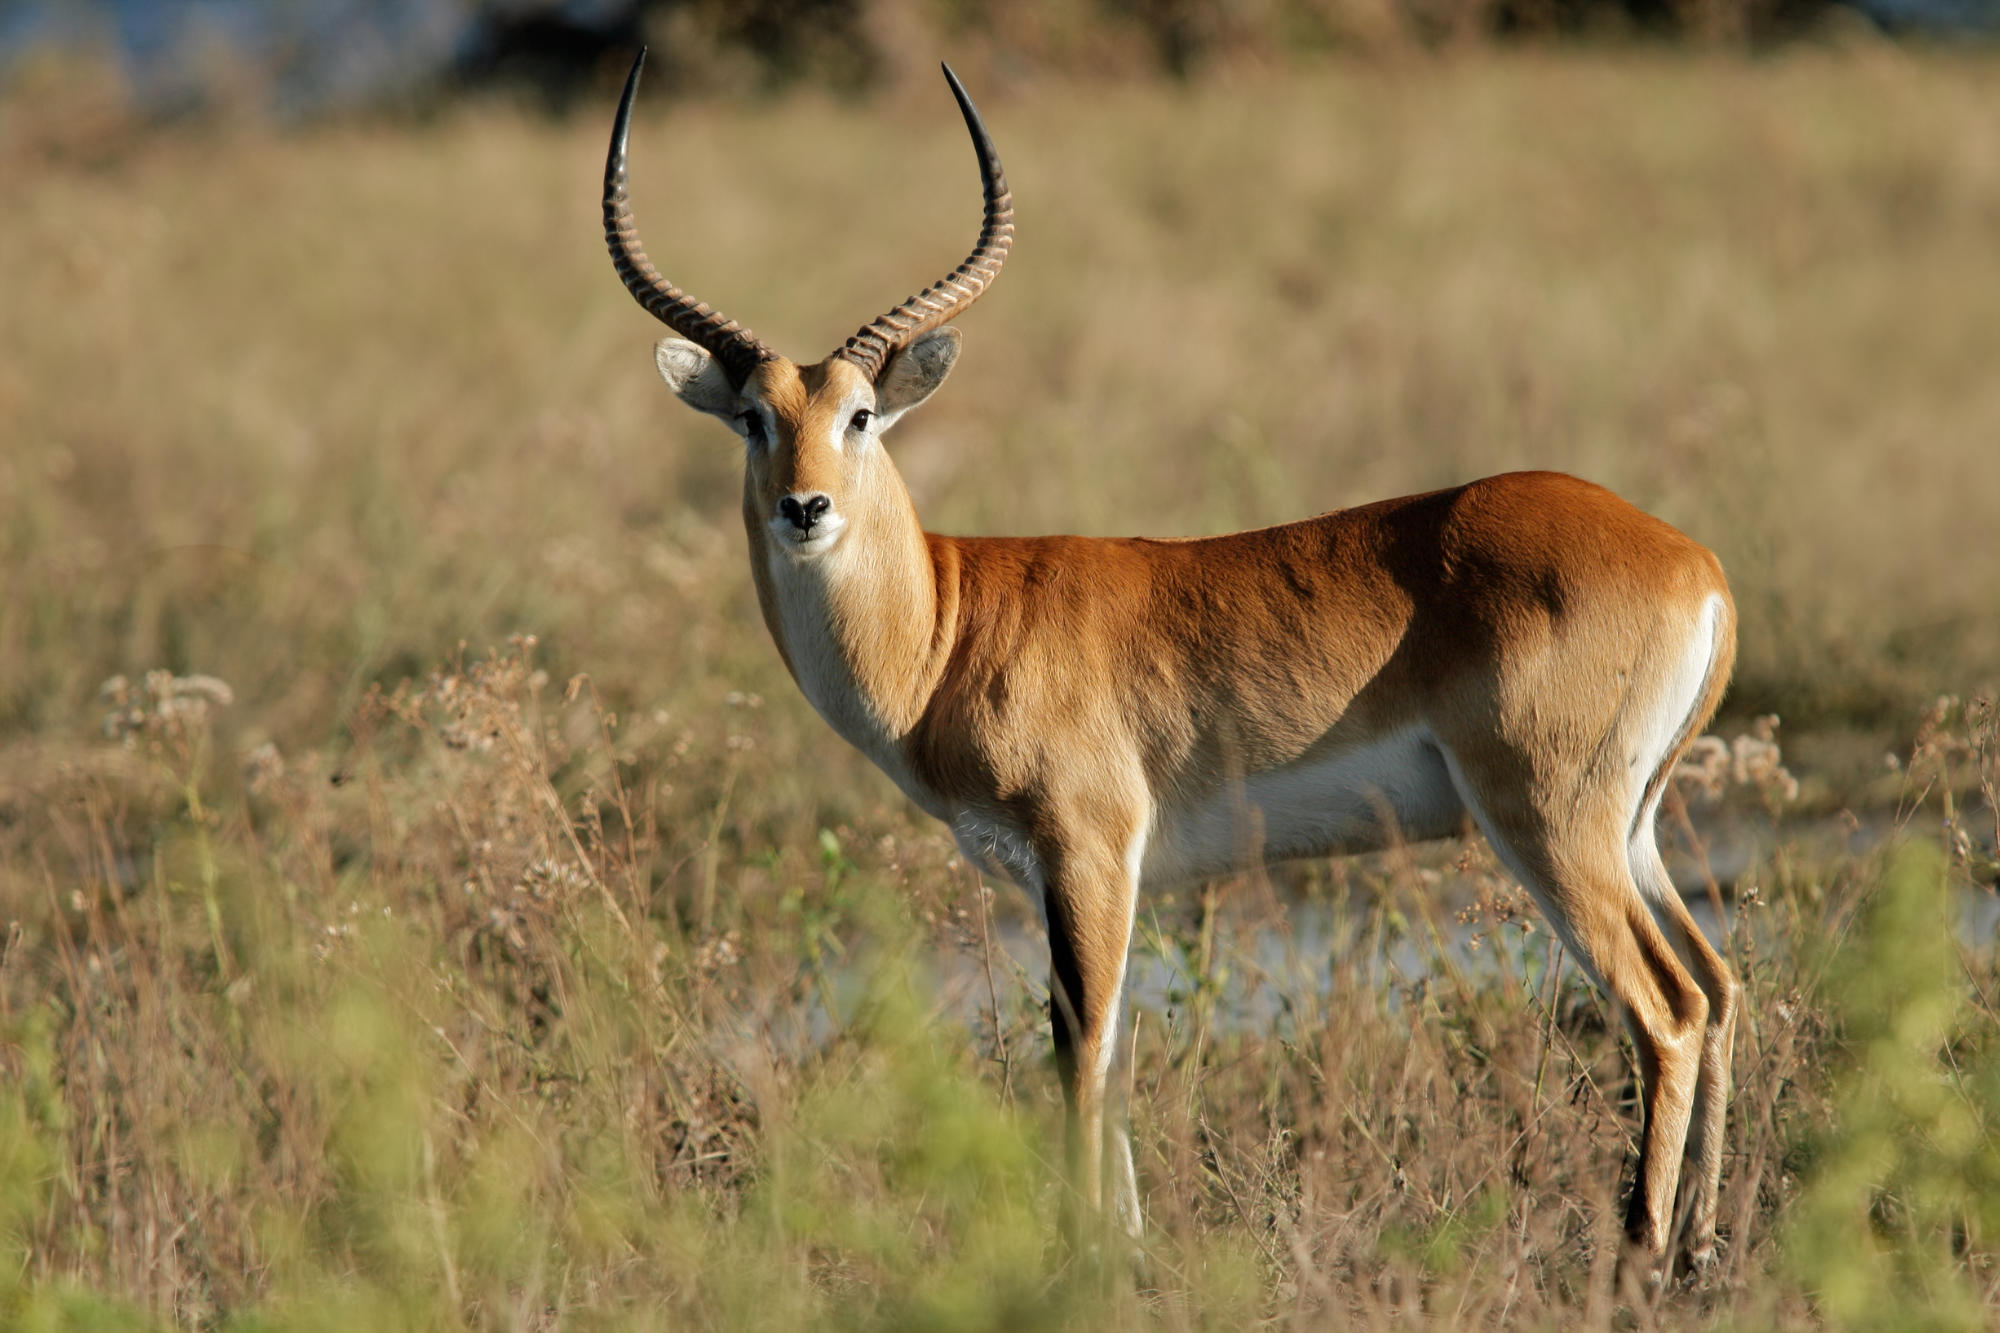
left=604, top=50, right=775, bottom=389
left=833, top=63, right=1013, bottom=383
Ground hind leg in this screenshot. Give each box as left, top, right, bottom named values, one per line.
left=1630, top=830, right=1737, bottom=1269
left=1446, top=754, right=1711, bottom=1259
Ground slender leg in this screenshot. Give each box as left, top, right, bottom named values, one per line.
left=1538, top=860, right=1708, bottom=1255
left=1603, top=915, right=1710, bottom=1258
left=1631, top=835, right=1738, bottom=1269
left=1448, top=754, right=1710, bottom=1261
left=1040, top=825, right=1142, bottom=1248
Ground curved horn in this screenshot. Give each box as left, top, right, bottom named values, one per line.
left=604, top=50, right=775, bottom=389
left=833, top=63, right=1013, bottom=383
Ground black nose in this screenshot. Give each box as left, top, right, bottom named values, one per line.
left=779, top=493, right=832, bottom=532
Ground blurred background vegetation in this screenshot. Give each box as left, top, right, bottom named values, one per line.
left=1, top=0, right=1997, bottom=123
left=3, top=1, right=2000, bottom=1329
left=4, top=13, right=1997, bottom=786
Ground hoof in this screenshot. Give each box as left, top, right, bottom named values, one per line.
left=1674, top=1238, right=1720, bottom=1285
left=1613, top=1240, right=1668, bottom=1305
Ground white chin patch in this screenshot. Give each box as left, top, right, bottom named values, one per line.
left=770, top=514, right=846, bottom=555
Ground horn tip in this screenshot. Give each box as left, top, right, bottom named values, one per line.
left=613, top=48, right=647, bottom=144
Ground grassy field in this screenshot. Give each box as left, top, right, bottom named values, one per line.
left=3, top=46, right=2000, bottom=1329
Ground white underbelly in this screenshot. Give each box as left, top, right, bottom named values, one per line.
left=1144, top=729, right=1464, bottom=888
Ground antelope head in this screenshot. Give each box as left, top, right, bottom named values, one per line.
left=604, top=52, right=1011, bottom=561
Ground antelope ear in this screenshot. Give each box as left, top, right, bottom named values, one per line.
left=873, top=326, right=961, bottom=428
left=655, top=339, right=740, bottom=419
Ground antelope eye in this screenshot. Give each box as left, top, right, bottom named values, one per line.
left=738, top=410, right=765, bottom=439
left=849, top=409, right=873, bottom=432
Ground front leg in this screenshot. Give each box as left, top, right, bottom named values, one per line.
left=1037, top=808, right=1146, bottom=1248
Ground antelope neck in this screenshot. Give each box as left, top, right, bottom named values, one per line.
left=744, top=456, right=950, bottom=750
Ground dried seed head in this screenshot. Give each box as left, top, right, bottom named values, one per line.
left=99, top=669, right=235, bottom=748
left=1675, top=735, right=1732, bottom=801
left=242, top=742, right=285, bottom=795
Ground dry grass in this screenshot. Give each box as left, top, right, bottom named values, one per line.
left=5, top=48, right=2000, bottom=758
left=3, top=46, right=2000, bottom=1330
left=4, top=639, right=1999, bottom=1329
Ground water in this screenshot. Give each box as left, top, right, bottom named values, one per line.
left=1, top=0, right=473, bottom=113
left=735, top=807, right=1996, bottom=1060
left=4, top=0, right=1996, bottom=121
left=917, top=808, right=2000, bottom=1038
